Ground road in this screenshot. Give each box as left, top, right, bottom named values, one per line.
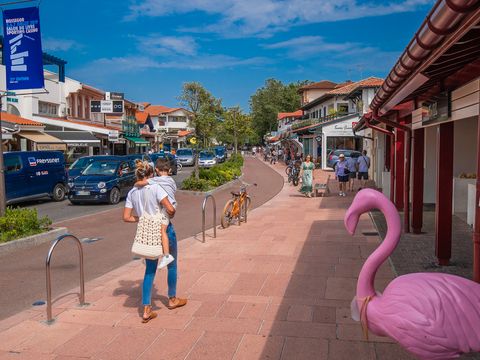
left=0, top=157, right=284, bottom=320
left=19, top=167, right=195, bottom=223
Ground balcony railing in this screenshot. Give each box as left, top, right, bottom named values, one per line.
left=291, top=112, right=358, bottom=130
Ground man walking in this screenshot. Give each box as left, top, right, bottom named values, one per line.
left=357, top=150, right=370, bottom=190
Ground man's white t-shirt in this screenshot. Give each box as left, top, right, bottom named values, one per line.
left=125, top=184, right=168, bottom=216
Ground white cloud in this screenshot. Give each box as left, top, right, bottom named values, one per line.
left=133, top=34, right=199, bottom=56
left=43, top=37, right=82, bottom=52
left=125, top=0, right=432, bottom=37
left=71, top=54, right=268, bottom=80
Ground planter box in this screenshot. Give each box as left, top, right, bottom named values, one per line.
left=0, top=227, right=68, bottom=255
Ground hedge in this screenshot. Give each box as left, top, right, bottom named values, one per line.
left=0, top=207, right=52, bottom=243
left=181, top=154, right=244, bottom=191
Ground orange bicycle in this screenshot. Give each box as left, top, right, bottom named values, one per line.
left=221, top=186, right=252, bottom=228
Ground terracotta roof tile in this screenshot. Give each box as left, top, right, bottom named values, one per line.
left=327, top=77, right=383, bottom=95
left=300, top=80, right=337, bottom=91
left=1, top=112, right=43, bottom=126
left=178, top=130, right=193, bottom=137
left=135, top=111, right=149, bottom=124
left=145, top=105, right=181, bottom=116
left=277, top=110, right=303, bottom=121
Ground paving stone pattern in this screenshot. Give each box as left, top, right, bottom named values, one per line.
left=0, top=160, right=478, bottom=359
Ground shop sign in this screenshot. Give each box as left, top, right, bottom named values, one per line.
left=3, top=7, right=44, bottom=90
left=105, top=92, right=124, bottom=100
left=91, top=100, right=124, bottom=114
left=7, top=97, right=18, bottom=103
left=67, top=142, right=90, bottom=147
left=108, top=130, right=119, bottom=142
left=36, top=143, right=67, bottom=151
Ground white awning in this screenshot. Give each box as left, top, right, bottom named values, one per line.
left=32, top=116, right=112, bottom=135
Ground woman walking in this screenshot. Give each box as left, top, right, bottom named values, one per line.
left=299, top=154, right=315, bottom=197
left=123, top=161, right=185, bottom=323
left=335, top=154, right=349, bottom=197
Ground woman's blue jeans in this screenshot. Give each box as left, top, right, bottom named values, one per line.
left=142, top=223, right=178, bottom=305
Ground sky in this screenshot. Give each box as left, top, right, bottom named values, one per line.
left=28, top=0, right=434, bottom=110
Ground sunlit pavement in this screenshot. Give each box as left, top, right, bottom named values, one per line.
left=0, top=158, right=417, bottom=360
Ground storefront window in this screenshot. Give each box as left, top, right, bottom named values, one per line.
left=65, top=146, right=89, bottom=165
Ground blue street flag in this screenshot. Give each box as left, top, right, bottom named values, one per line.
left=3, top=7, right=44, bottom=90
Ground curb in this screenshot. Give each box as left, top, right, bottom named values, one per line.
left=0, top=227, right=68, bottom=255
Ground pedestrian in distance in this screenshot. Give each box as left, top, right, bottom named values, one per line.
left=335, top=154, right=349, bottom=197
left=357, top=150, right=371, bottom=190
left=299, top=154, right=315, bottom=197
left=346, top=155, right=357, bottom=192
left=270, top=148, right=277, bottom=164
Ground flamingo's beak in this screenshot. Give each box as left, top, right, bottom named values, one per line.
left=344, top=205, right=360, bottom=235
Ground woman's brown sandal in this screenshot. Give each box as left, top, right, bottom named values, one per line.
left=167, top=297, right=187, bottom=310
left=142, top=306, right=158, bottom=323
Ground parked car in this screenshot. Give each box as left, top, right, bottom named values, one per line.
left=123, top=154, right=154, bottom=169
left=67, top=159, right=135, bottom=205
left=150, top=152, right=178, bottom=175
left=176, top=148, right=195, bottom=166
left=68, top=155, right=122, bottom=179
left=327, top=149, right=362, bottom=170
left=214, top=146, right=227, bottom=163
left=4, top=151, right=68, bottom=205
left=198, top=150, right=217, bottom=168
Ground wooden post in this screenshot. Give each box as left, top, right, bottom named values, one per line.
left=412, top=128, right=425, bottom=234
left=474, top=114, right=480, bottom=282
left=435, top=122, right=454, bottom=266
left=395, top=128, right=405, bottom=209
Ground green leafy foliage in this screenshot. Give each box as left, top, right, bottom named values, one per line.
left=0, top=207, right=52, bottom=243
left=181, top=155, right=243, bottom=191
left=250, top=78, right=309, bottom=141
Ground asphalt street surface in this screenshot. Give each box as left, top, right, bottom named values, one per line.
left=0, top=157, right=284, bottom=320
left=19, top=167, right=195, bottom=223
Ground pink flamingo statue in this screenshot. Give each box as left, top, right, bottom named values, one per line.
left=345, top=189, right=480, bottom=360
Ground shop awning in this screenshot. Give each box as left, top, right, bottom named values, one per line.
left=124, top=136, right=150, bottom=145
left=45, top=131, right=100, bottom=146
left=17, top=131, right=67, bottom=151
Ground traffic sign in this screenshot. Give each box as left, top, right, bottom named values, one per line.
left=189, top=137, right=197, bottom=145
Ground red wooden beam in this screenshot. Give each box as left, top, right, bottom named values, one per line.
left=412, top=128, right=425, bottom=234
left=474, top=114, right=480, bottom=283
left=435, top=122, right=454, bottom=266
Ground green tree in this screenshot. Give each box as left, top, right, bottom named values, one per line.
left=216, top=107, right=259, bottom=150
left=178, top=82, right=223, bottom=178
left=249, top=79, right=309, bottom=142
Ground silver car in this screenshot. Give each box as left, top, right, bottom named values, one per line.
left=176, top=148, right=195, bottom=166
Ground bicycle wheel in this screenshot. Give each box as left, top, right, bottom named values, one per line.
left=285, top=166, right=292, bottom=175
left=293, top=177, right=299, bottom=186
left=221, top=200, right=235, bottom=228
left=177, top=162, right=182, bottom=171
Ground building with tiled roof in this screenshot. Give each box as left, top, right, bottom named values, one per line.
left=277, top=110, right=303, bottom=135
left=298, top=80, right=338, bottom=106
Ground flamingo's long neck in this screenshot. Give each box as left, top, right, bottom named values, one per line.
left=357, top=200, right=401, bottom=299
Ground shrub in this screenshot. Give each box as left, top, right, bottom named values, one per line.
left=0, top=207, right=52, bottom=243
left=181, top=177, right=211, bottom=192
left=181, top=154, right=244, bottom=191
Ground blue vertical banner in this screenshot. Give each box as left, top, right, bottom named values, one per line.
left=3, top=7, right=44, bottom=90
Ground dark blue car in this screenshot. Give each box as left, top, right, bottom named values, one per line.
left=4, top=151, right=68, bottom=204
left=150, top=153, right=178, bottom=175
left=214, top=146, right=227, bottom=163
left=68, top=159, right=135, bottom=205
left=68, top=155, right=122, bottom=179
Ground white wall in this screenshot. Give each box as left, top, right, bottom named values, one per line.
left=453, top=117, right=477, bottom=176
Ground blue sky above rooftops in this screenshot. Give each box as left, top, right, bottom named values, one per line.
left=13, top=0, right=434, bottom=110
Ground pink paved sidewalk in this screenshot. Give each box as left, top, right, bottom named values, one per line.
left=0, top=161, right=414, bottom=360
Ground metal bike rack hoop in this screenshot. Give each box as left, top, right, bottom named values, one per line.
left=202, top=194, right=217, bottom=243
left=45, top=234, right=85, bottom=324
